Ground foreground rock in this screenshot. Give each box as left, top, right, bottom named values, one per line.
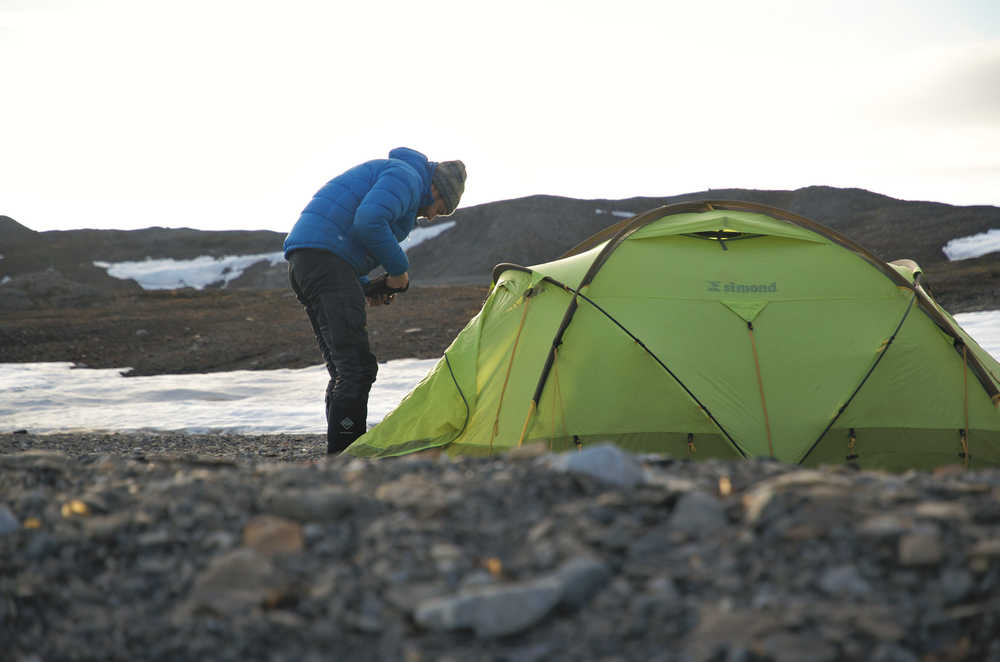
left=2, top=433, right=1000, bottom=661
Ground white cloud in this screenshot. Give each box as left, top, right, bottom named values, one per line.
left=869, top=41, right=1000, bottom=128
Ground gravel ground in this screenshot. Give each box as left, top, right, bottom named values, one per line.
left=3, top=430, right=1000, bottom=661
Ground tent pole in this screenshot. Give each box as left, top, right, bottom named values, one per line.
left=517, top=401, right=537, bottom=447
left=961, top=345, right=970, bottom=467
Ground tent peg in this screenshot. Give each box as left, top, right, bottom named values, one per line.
left=846, top=428, right=859, bottom=461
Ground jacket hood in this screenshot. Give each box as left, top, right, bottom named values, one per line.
left=388, top=147, right=435, bottom=209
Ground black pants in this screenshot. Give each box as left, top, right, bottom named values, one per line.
left=288, top=249, right=378, bottom=454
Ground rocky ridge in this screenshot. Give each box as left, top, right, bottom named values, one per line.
left=3, top=186, right=999, bottom=314
left=3, top=432, right=1000, bottom=661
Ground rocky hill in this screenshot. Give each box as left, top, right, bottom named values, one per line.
left=0, top=215, right=286, bottom=307
left=2, top=187, right=999, bottom=313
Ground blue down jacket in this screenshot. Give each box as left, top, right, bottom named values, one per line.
left=283, top=147, right=435, bottom=277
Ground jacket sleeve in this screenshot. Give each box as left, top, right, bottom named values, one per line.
left=352, top=165, right=416, bottom=275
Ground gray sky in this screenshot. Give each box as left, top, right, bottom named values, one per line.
left=2, top=0, right=998, bottom=231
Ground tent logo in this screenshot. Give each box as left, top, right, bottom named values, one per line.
left=707, top=281, right=778, bottom=294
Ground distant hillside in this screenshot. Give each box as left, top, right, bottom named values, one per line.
left=2, top=187, right=998, bottom=312
left=0, top=222, right=286, bottom=302
left=0, top=223, right=284, bottom=275
left=0, top=215, right=37, bottom=244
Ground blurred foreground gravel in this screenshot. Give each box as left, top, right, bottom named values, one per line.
left=3, top=431, right=1000, bottom=661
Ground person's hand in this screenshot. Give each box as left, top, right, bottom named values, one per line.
left=385, top=272, right=409, bottom=291
left=364, top=272, right=409, bottom=306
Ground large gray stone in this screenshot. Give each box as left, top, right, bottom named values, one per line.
left=669, top=491, right=728, bottom=537
left=627, top=523, right=673, bottom=570
left=415, top=576, right=564, bottom=637
left=0, top=505, right=20, bottom=535
left=936, top=567, right=974, bottom=604
left=414, top=555, right=612, bottom=637
left=260, top=486, right=373, bottom=522
left=554, top=556, right=612, bottom=609
left=172, top=548, right=291, bottom=622
left=818, top=564, right=872, bottom=597
left=546, top=444, right=644, bottom=489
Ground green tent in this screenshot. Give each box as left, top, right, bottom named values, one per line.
left=348, top=201, right=1000, bottom=469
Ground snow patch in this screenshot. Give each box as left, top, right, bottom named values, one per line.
left=595, top=209, right=635, bottom=219
left=954, top=310, right=1000, bottom=361
left=94, top=252, right=285, bottom=290
left=0, top=359, right=437, bottom=435
left=943, top=229, right=1000, bottom=261
left=401, top=221, right=455, bottom=251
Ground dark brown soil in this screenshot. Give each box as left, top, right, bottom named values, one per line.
left=0, top=285, right=490, bottom=376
